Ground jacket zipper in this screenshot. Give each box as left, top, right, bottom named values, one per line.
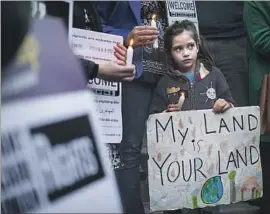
left=189, top=79, right=196, bottom=110
left=189, top=82, right=193, bottom=110
left=178, top=74, right=196, bottom=110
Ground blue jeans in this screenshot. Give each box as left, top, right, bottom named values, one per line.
left=115, top=81, right=155, bottom=214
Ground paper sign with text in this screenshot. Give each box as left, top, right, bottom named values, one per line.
left=147, top=107, right=262, bottom=211
left=71, top=28, right=123, bottom=144
left=166, top=0, right=199, bottom=34
left=1, top=91, right=122, bottom=213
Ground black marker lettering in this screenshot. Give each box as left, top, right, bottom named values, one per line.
left=152, top=153, right=171, bottom=186
left=218, top=151, right=228, bottom=175
left=226, top=151, right=238, bottom=170
left=194, top=158, right=206, bottom=181
left=167, top=161, right=180, bottom=183
left=178, top=128, right=189, bottom=145
left=233, top=115, right=244, bottom=131
left=250, top=145, right=259, bottom=165
left=204, top=113, right=216, bottom=134
left=236, top=147, right=247, bottom=167
left=248, top=114, right=258, bottom=131
left=182, top=159, right=192, bottom=182
left=155, top=116, right=175, bottom=143
left=219, top=118, right=230, bottom=133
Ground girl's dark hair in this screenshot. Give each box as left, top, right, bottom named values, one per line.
left=164, top=20, right=213, bottom=71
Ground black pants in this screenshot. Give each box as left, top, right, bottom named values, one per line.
left=115, top=81, right=155, bottom=214
left=260, top=141, right=270, bottom=214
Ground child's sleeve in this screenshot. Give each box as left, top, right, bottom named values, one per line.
left=149, top=79, right=168, bottom=115
left=215, top=68, right=236, bottom=106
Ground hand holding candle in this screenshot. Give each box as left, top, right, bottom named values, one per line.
left=151, top=14, right=158, bottom=49
left=166, top=87, right=182, bottom=112
left=125, top=26, right=158, bottom=48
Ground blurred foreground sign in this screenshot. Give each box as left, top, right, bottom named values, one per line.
left=1, top=91, right=123, bottom=214
left=147, top=107, right=262, bottom=211
left=1, top=18, right=122, bottom=214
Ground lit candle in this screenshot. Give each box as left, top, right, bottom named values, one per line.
left=178, top=92, right=185, bottom=110
left=151, top=14, right=158, bottom=49
left=126, top=39, right=134, bottom=66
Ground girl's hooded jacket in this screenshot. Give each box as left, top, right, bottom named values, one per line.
left=149, top=62, right=235, bottom=114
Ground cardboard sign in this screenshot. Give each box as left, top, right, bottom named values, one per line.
left=72, top=28, right=123, bottom=144
left=1, top=91, right=123, bottom=213
left=147, top=107, right=262, bottom=211
left=166, top=0, right=199, bottom=34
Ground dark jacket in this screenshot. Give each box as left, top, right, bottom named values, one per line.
left=45, top=1, right=102, bottom=80
left=243, top=1, right=270, bottom=106
left=149, top=63, right=235, bottom=115
left=196, top=1, right=245, bottom=39
left=243, top=1, right=270, bottom=142
left=94, top=1, right=143, bottom=79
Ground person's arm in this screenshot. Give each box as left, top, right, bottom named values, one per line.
left=93, top=2, right=145, bottom=78
left=80, top=58, right=99, bottom=80
left=243, top=1, right=270, bottom=57
left=80, top=58, right=135, bottom=82
left=93, top=2, right=129, bottom=41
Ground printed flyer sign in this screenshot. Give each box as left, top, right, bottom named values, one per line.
left=72, top=29, right=123, bottom=144
left=147, top=107, right=262, bottom=211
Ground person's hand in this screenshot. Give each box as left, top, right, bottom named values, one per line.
left=113, top=43, right=127, bottom=65
left=97, top=62, right=135, bottom=82
left=212, top=98, right=231, bottom=114
left=166, top=104, right=180, bottom=112
left=125, top=26, right=158, bottom=48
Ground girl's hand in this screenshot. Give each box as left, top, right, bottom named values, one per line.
left=166, top=104, right=180, bottom=112
left=213, top=98, right=231, bottom=114
left=125, top=26, right=158, bottom=48
left=113, top=43, right=127, bottom=66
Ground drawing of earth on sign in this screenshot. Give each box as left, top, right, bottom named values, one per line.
left=201, top=176, right=224, bottom=204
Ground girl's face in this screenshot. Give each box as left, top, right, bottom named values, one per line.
left=170, top=30, right=199, bottom=72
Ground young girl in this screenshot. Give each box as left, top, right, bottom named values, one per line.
left=150, top=20, right=235, bottom=116
left=149, top=20, right=235, bottom=214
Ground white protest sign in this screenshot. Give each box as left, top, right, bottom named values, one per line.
left=147, top=107, right=262, bottom=211
left=72, top=29, right=123, bottom=144
left=1, top=91, right=122, bottom=213
left=166, top=0, right=199, bottom=34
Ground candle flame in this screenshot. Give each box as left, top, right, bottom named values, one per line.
left=152, top=14, right=156, bottom=20
left=129, top=39, right=134, bottom=47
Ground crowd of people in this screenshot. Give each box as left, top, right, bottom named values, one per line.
left=2, top=1, right=270, bottom=214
